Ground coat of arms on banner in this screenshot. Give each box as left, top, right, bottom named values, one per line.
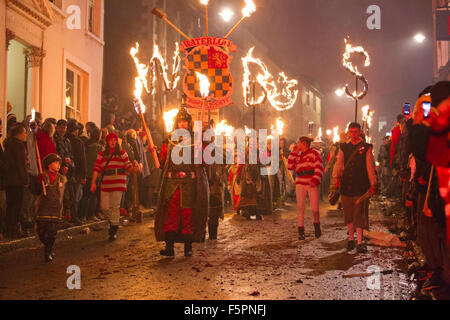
left=180, top=37, right=237, bottom=110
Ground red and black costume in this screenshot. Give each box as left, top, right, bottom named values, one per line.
left=154, top=105, right=209, bottom=256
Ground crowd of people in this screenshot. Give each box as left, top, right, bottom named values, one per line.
left=375, top=82, right=450, bottom=294
left=0, top=82, right=448, bottom=297
left=0, top=108, right=159, bottom=244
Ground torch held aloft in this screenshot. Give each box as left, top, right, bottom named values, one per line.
left=138, top=112, right=160, bottom=169
left=34, top=136, right=46, bottom=196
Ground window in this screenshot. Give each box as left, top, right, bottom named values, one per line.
left=88, top=0, right=94, bottom=33
left=87, top=0, right=101, bottom=37
left=65, top=68, right=82, bottom=122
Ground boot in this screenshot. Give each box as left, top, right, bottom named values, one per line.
left=184, top=234, right=193, bottom=257
left=208, top=224, right=218, bottom=240
left=44, top=244, right=53, bottom=262
left=298, top=227, right=305, bottom=240
left=109, top=225, right=118, bottom=241
left=184, top=241, right=193, bottom=257
left=160, top=232, right=175, bottom=256
left=356, top=243, right=368, bottom=254
left=314, top=223, right=322, bottom=238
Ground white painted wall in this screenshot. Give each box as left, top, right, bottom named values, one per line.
left=6, top=40, right=27, bottom=121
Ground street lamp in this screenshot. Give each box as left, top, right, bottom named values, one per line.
left=335, top=88, right=344, bottom=97
left=414, top=33, right=426, bottom=43
left=219, top=9, right=234, bottom=22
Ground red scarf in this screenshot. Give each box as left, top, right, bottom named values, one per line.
left=47, top=170, right=58, bottom=184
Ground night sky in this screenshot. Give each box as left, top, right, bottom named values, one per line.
left=238, top=0, right=434, bottom=131
left=105, top=0, right=434, bottom=138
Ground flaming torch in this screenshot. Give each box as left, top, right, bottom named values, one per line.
left=333, top=126, right=340, bottom=144
left=270, top=117, right=284, bottom=136
left=242, top=47, right=299, bottom=112
left=130, top=43, right=160, bottom=169
left=200, top=0, right=209, bottom=37
left=163, top=108, right=180, bottom=133
left=152, top=8, right=191, bottom=40
left=196, top=71, right=210, bottom=126
left=30, top=108, right=46, bottom=195
left=214, top=120, right=235, bottom=137
left=361, top=105, right=374, bottom=138
left=342, top=37, right=370, bottom=122
left=224, top=0, right=256, bottom=39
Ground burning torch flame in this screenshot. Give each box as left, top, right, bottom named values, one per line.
left=31, top=108, right=35, bottom=123
left=130, top=43, right=150, bottom=114
left=361, top=105, right=374, bottom=129
left=318, top=128, right=322, bottom=137
left=200, top=0, right=208, bottom=4
left=196, top=72, right=210, bottom=98
left=343, top=38, right=370, bottom=78
left=242, top=47, right=299, bottom=111
left=163, top=108, right=179, bottom=133
left=215, top=120, right=235, bottom=136
left=271, top=117, right=284, bottom=136
left=150, top=44, right=181, bottom=94
left=343, top=37, right=370, bottom=100
left=242, top=0, right=256, bottom=17
left=333, top=126, right=340, bottom=144
left=326, top=129, right=332, bottom=136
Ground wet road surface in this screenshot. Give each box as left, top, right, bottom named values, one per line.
left=0, top=201, right=411, bottom=300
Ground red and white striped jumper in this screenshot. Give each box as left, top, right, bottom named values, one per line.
left=93, top=149, right=132, bottom=225
left=288, top=147, right=324, bottom=227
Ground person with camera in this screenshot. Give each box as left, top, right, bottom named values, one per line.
left=332, top=123, right=376, bottom=253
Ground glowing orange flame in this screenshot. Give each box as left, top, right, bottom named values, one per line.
left=343, top=38, right=370, bottom=78
left=242, top=0, right=256, bottom=17
left=163, top=108, right=179, bottom=133
left=270, top=117, right=284, bottom=136
left=333, top=126, right=340, bottom=143
left=362, top=105, right=375, bottom=129
left=130, top=43, right=150, bottom=113
left=242, top=47, right=299, bottom=111
left=215, top=120, right=235, bottom=136
left=196, top=72, right=210, bottom=98
left=150, top=44, right=181, bottom=94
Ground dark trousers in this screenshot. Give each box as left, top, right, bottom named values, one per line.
left=68, top=181, right=83, bottom=221
left=208, top=207, right=221, bottom=238
left=37, top=221, right=58, bottom=247
left=5, top=186, right=25, bottom=237
left=417, top=191, right=445, bottom=270
left=79, top=178, right=97, bottom=219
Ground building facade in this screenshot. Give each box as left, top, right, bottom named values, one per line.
left=0, top=0, right=104, bottom=134
left=433, top=0, right=450, bottom=82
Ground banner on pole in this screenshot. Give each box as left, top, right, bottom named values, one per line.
left=180, top=37, right=237, bottom=110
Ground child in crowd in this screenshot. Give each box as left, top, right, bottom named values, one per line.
left=35, top=153, right=68, bottom=262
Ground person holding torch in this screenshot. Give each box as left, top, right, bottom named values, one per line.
left=154, top=99, right=209, bottom=257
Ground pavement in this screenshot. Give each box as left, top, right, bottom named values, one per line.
left=0, top=209, right=155, bottom=255
left=0, top=200, right=413, bottom=300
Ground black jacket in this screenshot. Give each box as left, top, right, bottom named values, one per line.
left=53, top=132, right=74, bottom=174
left=3, top=137, right=30, bottom=187
left=67, top=134, right=87, bottom=181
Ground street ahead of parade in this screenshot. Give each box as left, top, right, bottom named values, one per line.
left=1, top=0, right=449, bottom=308
left=0, top=200, right=411, bottom=300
